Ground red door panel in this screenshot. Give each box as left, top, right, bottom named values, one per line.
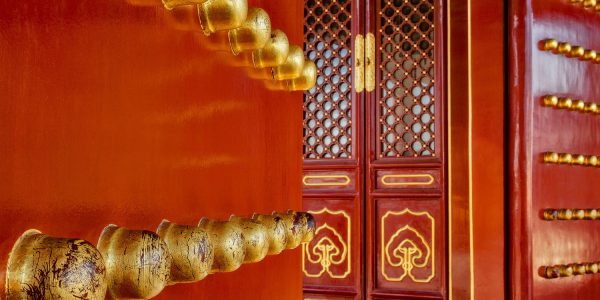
left=303, top=198, right=360, bottom=291
left=374, top=198, right=442, bottom=294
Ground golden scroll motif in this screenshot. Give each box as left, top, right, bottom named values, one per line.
left=302, top=208, right=351, bottom=279
left=381, top=209, right=435, bottom=282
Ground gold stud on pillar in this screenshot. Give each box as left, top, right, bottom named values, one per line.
left=558, top=153, right=573, bottom=164
left=273, top=45, right=305, bottom=80
left=558, top=97, right=573, bottom=109
left=587, top=155, right=599, bottom=167
left=545, top=265, right=561, bottom=279
left=252, top=213, right=288, bottom=255
left=543, top=152, right=559, bottom=164
left=586, top=262, right=599, bottom=274
left=198, top=218, right=245, bottom=272
left=583, top=49, right=597, bottom=61
left=287, top=61, right=317, bottom=91
left=585, top=102, right=598, bottom=113
left=97, top=225, right=171, bottom=299
left=197, top=0, right=248, bottom=35
left=252, top=29, right=290, bottom=68
left=228, top=8, right=271, bottom=55
left=557, top=42, right=572, bottom=55
left=558, top=209, right=574, bottom=220
left=156, top=220, right=214, bottom=284
left=584, top=0, right=597, bottom=8
left=543, top=209, right=558, bottom=221
left=229, top=216, right=269, bottom=263
left=584, top=209, right=598, bottom=220
left=542, top=95, right=558, bottom=107
left=540, top=39, right=558, bottom=51
left=572, top=209, right=585, bottom=220
left=559, top=265, right=574, bottom=277
left=573, top=154, right=586, bottom=165
left=572, top=263, right=586, bottom=275
left=6, top=230, right=107, bottom=300
left=162, top=0, right=207, bottom=10
left=572, top=100, right=586, bottom=111
left=569, top=46, right=585, bottom=58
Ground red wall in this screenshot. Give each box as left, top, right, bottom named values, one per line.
left=0, top=0, right=304, bottom=298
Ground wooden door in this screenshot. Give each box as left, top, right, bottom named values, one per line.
left=302, top=0, right=447, bottom=299
left=365, top=0, right=446, bottom=298
left=509, top=0, right=600, bottom=299
left=0, top=0, right=305, bottom=299
left=301, top=0, right=365, bottom=299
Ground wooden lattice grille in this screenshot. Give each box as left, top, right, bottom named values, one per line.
left=377, top=0, right=436, bottom=158
left=303, top=0, right=353, bottom=160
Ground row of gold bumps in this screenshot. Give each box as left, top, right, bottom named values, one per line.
left=544, top=262, right=600, bottom=279
left=5, top=210, right=316, bottom=300
left=160, top=0, right=317, bottom=91
left=542, top=152, right=600, bottom=167
left=540, top=39, right=600, bottom=63
left=569, top=0, right=600, bottom=10
left=543, top=208, right=600, bottom=221
left=542, top=95, right=600, bottom=114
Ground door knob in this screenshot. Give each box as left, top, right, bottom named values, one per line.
left=198, top=0, right=248, bottom=35
left=5, top=230, right=108, bottom=300
left=272, top=45, right=305, bottom=80
left=275, top=210, right=312, bottom=250
left=229, top=216, right=270, bottom=263
left=97, top=225, right=172, bottom=299
left=252, top=29, right=290, bottom=68
left=252, top=213, right=288, bottom=255
left=287, top=61, right=317, bottom=91
left=228, top=7, right=271, bottom=55
left=157, top=220, right=214, bottom=284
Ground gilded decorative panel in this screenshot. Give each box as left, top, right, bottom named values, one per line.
left=303, top=207, right=352, bottom=279
left=380, top=208, right=435, bottom=283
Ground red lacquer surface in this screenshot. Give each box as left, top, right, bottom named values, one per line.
left=0, top=0, right=304, bottom=298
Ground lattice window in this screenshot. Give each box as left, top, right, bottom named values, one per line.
left=303, top=0, right=353, bottom=160
left=378, top=0, right=435, bottom=158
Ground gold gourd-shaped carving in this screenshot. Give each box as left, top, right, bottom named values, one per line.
left=198, top=218, right=246, bottom=273
left=228, top=7, right=271, bottom=55
left=252, top=213, right=289, bottom=255
left=229, top=216, right=270, bottom=263
left=157, top=220, right=214, bottom=284
left=197, top=0, right=248, bottom=35
left=97, top=225, right=172, bottom=299
left=6, top=230, right=108, bottom=300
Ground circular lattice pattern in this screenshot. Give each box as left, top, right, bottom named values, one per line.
left=303, top=0, right=353, bottom=159
left=378, top=0, right=436, bottom=158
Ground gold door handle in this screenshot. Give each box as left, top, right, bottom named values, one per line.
left=354, top=34, right=365, bottom=93
left=365, top=32, right=375, bottom=92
